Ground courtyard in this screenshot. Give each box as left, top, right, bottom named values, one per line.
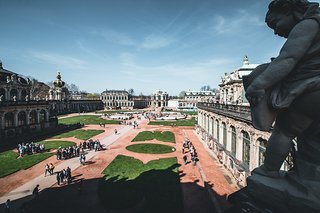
left=0, top=112, right=237, bottom=213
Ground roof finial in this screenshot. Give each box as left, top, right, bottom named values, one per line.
left=243, top=55, right=249, bottom=65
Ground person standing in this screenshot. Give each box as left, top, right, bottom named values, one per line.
left=56, top=171, right=61, bottom=185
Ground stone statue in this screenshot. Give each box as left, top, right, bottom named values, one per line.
left=13, top=95, right=17, bottom=102
left=240, top=0, right=320, bottom=212
left=25, top=95, right=29, bottom=102
left=0, top=95, right=3, bottom=102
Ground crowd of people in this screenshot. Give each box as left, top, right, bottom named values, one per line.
left=17, top=142, right=45, bottom=157
left=182, top=138, right=198, bottom=165
left=56, top=139, right=103, bottom=160
left=56, top=166, right=72, bottom=185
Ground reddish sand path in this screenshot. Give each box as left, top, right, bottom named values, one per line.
left=0, top=114, right=237, bottom=212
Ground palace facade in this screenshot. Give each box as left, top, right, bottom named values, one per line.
left=196, top=57, right=292, bottom=187
left=151, top=90, right=168, bottom=107
left=0, top=61, right=55, bottom=139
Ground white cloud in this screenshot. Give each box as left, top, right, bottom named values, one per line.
left=90, top=28, right=136, bottom=46
left=29, top=51, right=87, bottom=69
left=207, top=9, right=264, bottom=35
left=139, top=34, right=176, bottom=49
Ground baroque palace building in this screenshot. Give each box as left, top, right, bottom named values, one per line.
left=0, top=62, right=103, bottom=140
left=196, top=56, right=292, bottom=187
left=0, top=61, right=54, bottom=139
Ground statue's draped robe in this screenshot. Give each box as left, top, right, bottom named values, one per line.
left=270, top=15, right=320, bottom=109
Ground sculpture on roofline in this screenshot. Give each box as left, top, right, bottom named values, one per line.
left=227, top=0, right=320, bottom=212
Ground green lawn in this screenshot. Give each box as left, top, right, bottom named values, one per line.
left=99, top=155, right=182, bottom=212
left=126, top=144, right=175, bottom=154
left=132, top=131, right=175, bottom=143
left=52, top=129, right=104, bottom=140
left=59, top=115, right=120, bottom=125
left=0, top=151, right=54, bottom=178
left=36, top=140, right=76, bottom=150
left=148, top=117, right=197, bottom=126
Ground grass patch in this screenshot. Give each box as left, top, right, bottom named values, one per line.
left=52, top=129, right=104, bottom=140
left=0, top=151, right=54, bottom=178
left=148, top=117, right=197, bottom=126
left=126, top=144, right=175, bottom=154
left=36, top=140, right=76, bottom=150
left=132, top=131, right=175, bottom=143
left=59, top=115, right=120, bottom=125
left=99, top=155, right=182, bottom=212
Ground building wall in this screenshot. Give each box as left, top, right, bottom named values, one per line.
left=196, top=103, right=294, bottom=187
left=100, top=90, right=134, bottom=109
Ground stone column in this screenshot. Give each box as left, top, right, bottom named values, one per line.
left=36, top=110, right=40, bottom=124
left=236, top=129, right=242, bottom=161
left=0, top=113, right=4, bottom=130
left=45, top=110, right=50, bottom=122
left=26, top=110, right=30, bottom=126
left=13, top=110, right=19, bottom=127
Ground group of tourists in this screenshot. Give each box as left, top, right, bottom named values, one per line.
left=56, top=139, right=103, bottom=160
left=182, top=138, right=198, bottom=166
left=17, top=142, right=45, bottom=157
left=56, top=166, right=72, bottom=185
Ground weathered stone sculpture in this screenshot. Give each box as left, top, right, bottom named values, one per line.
left=232, top=0, right=320, bottom=212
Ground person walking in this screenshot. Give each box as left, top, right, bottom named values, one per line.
left=49, top=163, right=55, bottom=175
left=44, top=164, right=49, bottom=177
left=4, top=199, right=10, bottom=213
left=32, top=185, right=40, bottom=200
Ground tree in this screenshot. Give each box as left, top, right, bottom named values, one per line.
left=128, top=88, right=135, bottom=96
left=179, top=91, right=186, bottom=98
left=86, top=93, right=100, bottom=99
left=200, top=85, right=212, bottom=91
left=28, top=77, right=50, bottom=99
left=69, top=84, right=79, bottom=94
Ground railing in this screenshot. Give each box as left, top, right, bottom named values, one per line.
left=0, top=100, right=49, bottom=106
left=197, top=102, right=252, bottom=124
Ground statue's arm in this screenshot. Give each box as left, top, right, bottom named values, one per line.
left=250, top=19, right=319, bottom=90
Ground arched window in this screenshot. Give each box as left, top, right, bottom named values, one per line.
left=242, top=131, right=250, bottom=168
left=29, top=110, right=37, bottom=124
left=10, top=89, right=18, bottom=100
left=39, top=110, right=46, bottom=123
left=21, top=90, right=27, bottom=101
left=216, top=119, right=220, bottom=142
left=258, top=138, right=268, bottom=166
left=18, top=111, right=27, bottom=126
left=222, top=122, right=227, bottom=148
left=5, top=112, right=14, bottom=128
left=231, top=126, right=236, bottom=156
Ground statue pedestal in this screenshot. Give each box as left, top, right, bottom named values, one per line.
left=246, top=171, right=320, bottom=213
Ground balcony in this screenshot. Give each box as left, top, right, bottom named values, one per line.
left=197, top=102, right=252, bottom=124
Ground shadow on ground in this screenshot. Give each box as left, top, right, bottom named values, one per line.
left=0, top=165, right=231, bottom=213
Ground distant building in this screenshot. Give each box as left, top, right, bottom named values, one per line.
left=100, top=90, right=134, bottom=109
left=219, top=56, right=259, bottom=105
left=151, top=90, right=168, bottom=107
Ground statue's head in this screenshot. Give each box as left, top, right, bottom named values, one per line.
left=266, top=0, right=319, bottom=37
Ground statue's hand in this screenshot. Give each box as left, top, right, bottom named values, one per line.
left=245, top=85, right=265, bottom=107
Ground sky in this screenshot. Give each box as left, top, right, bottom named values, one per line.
left=1, top=0, right=319, bottom=96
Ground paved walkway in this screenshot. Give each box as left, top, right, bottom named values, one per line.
left=0, top=124, right=134, bottom=204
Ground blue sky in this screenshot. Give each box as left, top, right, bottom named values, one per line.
left=1, top=0, right=318, bottom=95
